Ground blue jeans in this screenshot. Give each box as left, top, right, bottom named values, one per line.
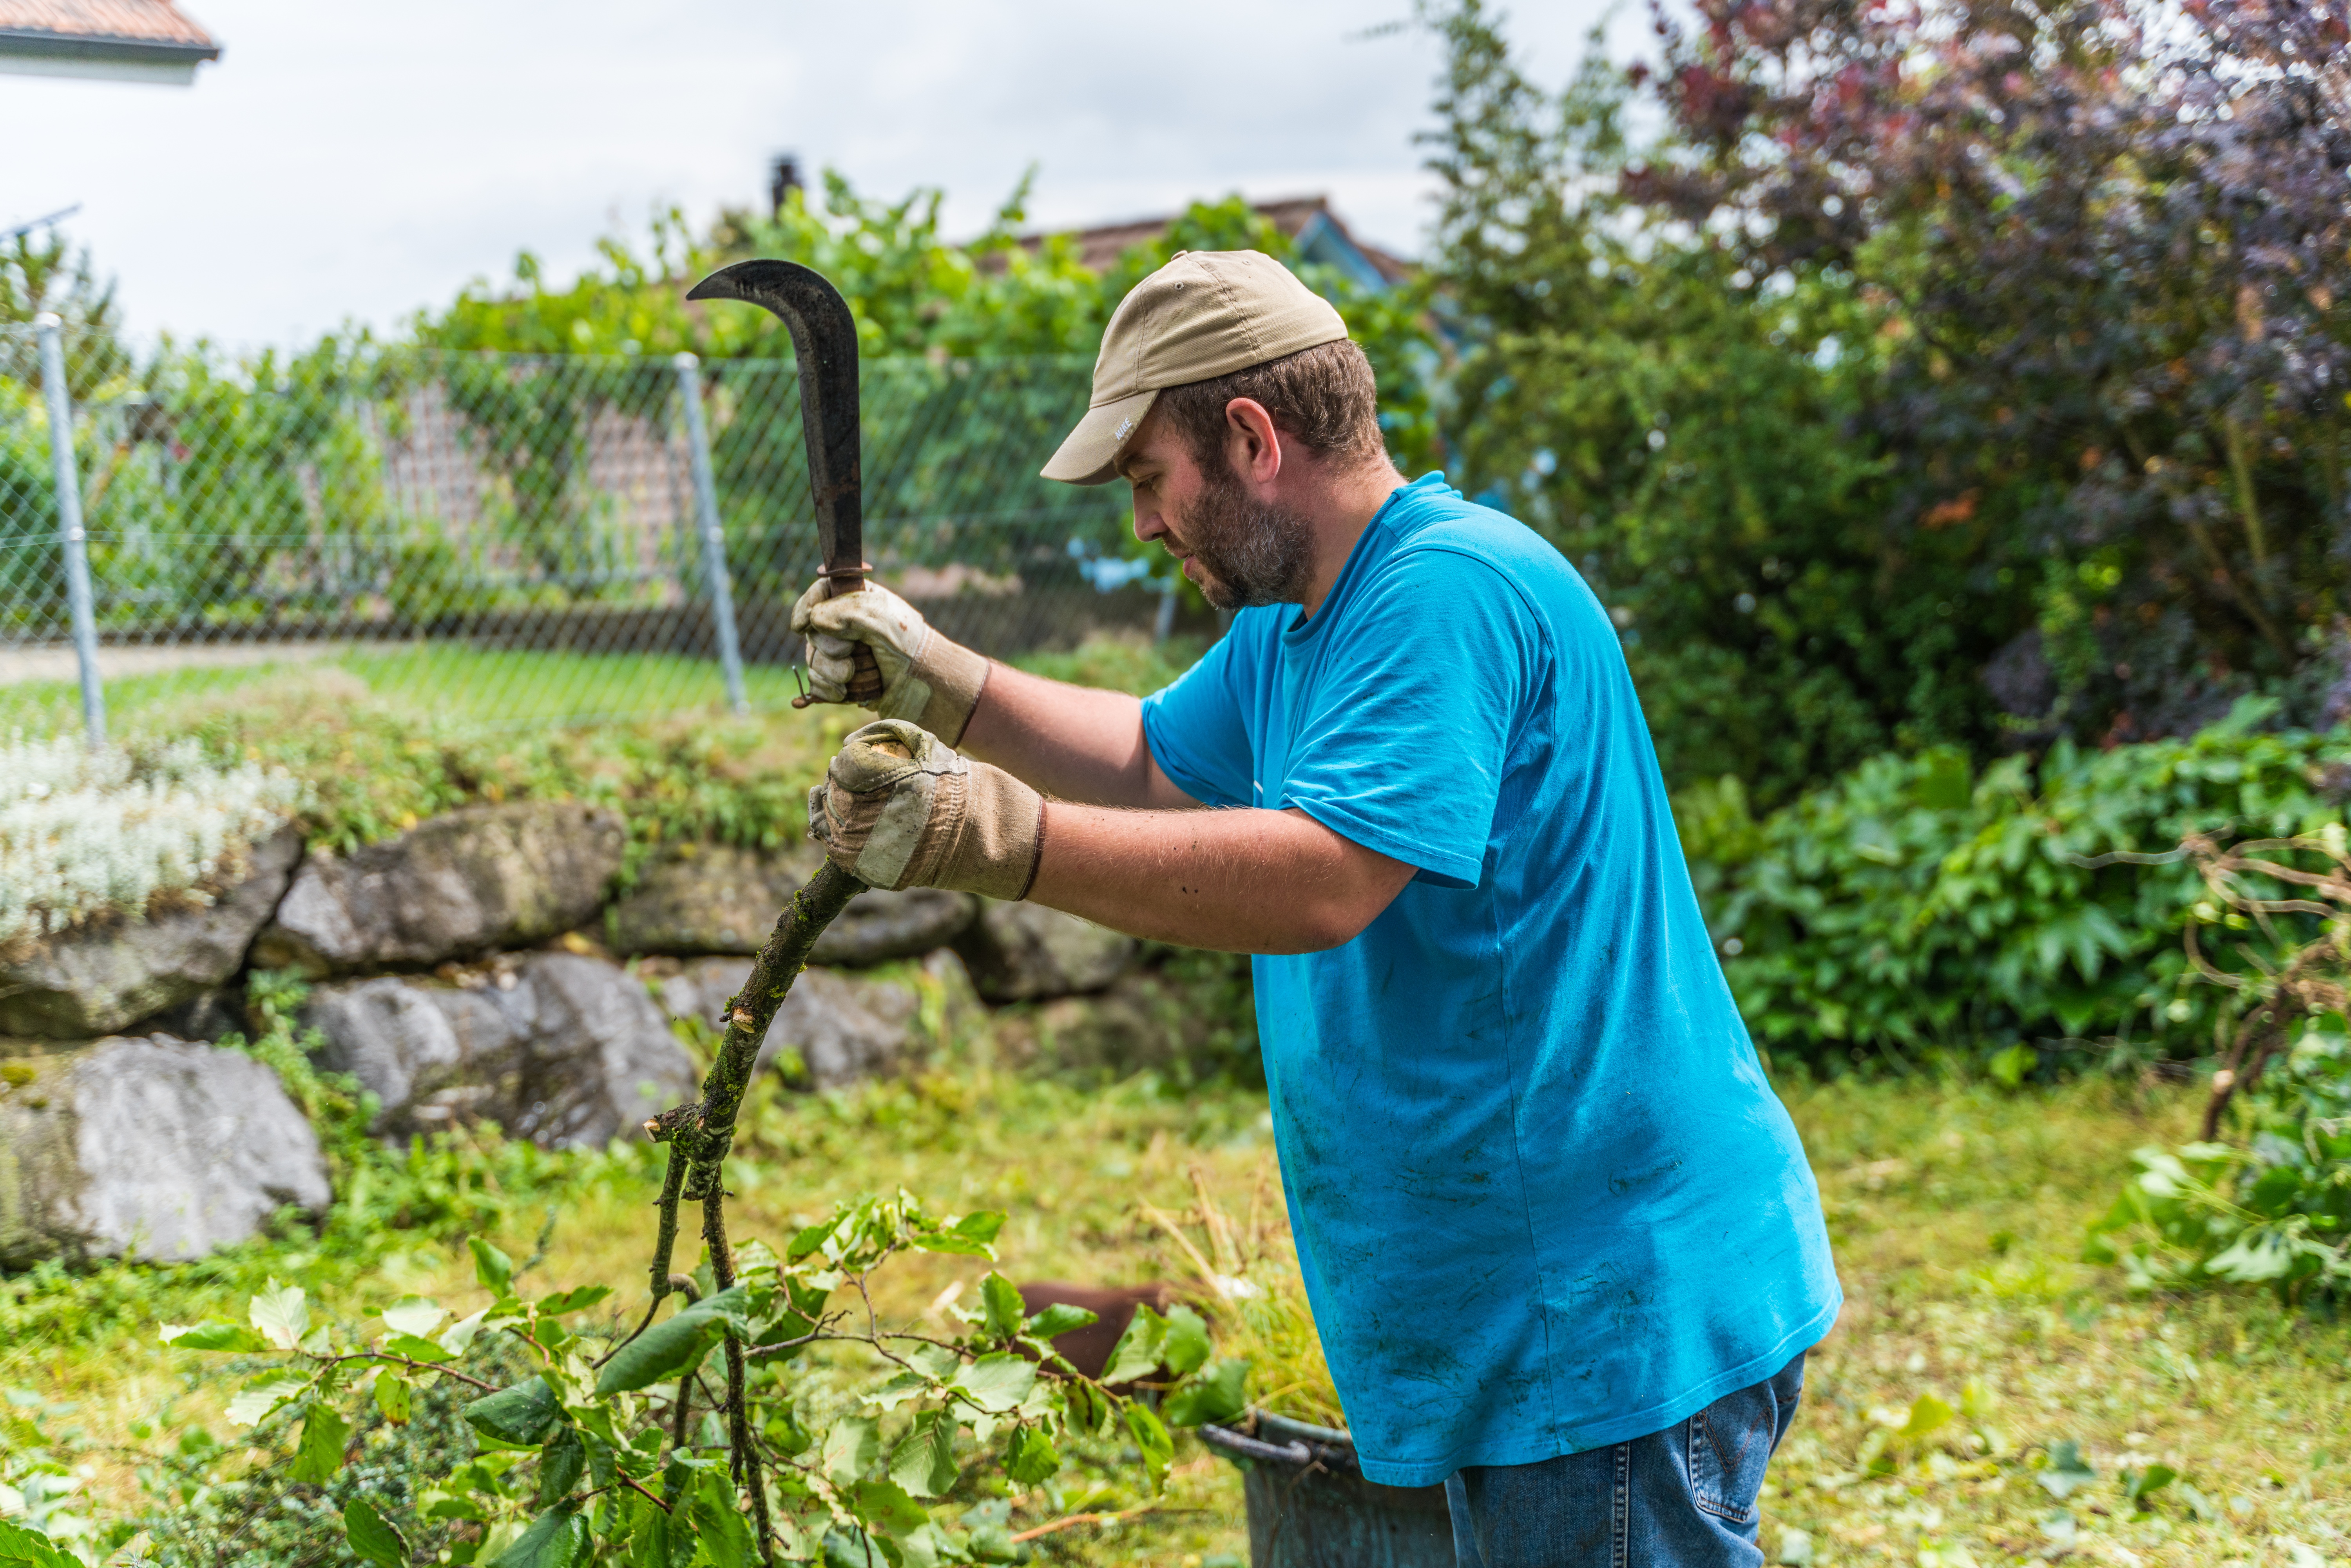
left=1444, top=1354, right=1806, bottom=1567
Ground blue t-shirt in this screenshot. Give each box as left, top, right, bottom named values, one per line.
left=1141, top=474, right=1840, bottom=1487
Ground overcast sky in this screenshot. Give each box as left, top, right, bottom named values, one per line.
left=5, top=0, right=1632, bottom=349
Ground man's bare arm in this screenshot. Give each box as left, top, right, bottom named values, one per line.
left=1028, top=802, right=1416, bottom=954
left=959, top=661, right=1197, bottom=809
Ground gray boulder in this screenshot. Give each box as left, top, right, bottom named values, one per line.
left=953, top=901, right=1136, bottom=1002
left=0, top=1034, right=330, bottom=1268
left=0, top=826, right=302, bottom=1039
left=304, top=951, right=696, bottom=1148
left=818, top=889, right=977, bottom=967
left=609, top=841, right=974, bottom=966
left=254, top=802, right=625, bottom=976
left=659, top=956, right=917, bottom=1090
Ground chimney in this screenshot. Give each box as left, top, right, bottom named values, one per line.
left=770, top=153, right=802, bottom=217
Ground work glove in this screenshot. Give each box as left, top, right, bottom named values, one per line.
left=790, top=579, right=992, bottom=744
left=808, top=719, right=1044, bottom=902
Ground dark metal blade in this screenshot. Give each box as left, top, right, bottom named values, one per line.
left=686, top=259, right=862, bottom=587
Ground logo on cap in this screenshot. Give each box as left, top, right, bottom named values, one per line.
left=1114, top=417, right=1133, bottom=440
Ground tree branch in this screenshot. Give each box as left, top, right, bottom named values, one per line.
left=637, top=859, right=865, bottom=1565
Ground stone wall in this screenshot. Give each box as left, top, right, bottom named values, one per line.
left=0, top=800, right=1145, bottom=1266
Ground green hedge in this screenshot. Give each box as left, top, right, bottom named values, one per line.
left=1682, top=702, right=2351, bottom=1069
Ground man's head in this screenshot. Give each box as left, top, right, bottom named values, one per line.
left=1041, top=250, right=1391, bottom=610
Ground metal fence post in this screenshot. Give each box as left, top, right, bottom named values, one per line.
left=34, top=312, right=106, bottom=747
left=674, top=352, right=750, bottom=717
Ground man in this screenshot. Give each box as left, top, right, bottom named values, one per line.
left=795, top=250, right=1840, bottom=1565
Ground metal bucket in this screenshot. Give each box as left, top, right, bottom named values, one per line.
left=1199, top=1410, right=1455, bottom=1568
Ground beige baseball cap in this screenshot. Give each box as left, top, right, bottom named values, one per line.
left=1041, top=249, right=1350, bottom=485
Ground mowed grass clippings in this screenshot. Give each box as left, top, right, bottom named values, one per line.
left=18, top=1054, right=2351, bottom=1564
left=1771, top=1076, right=2351, bottom=1566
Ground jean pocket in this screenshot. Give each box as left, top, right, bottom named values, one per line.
left=1684, top=1379, right=1779, bottom=1525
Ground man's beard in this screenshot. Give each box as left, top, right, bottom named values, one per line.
left=1170, top=460, right=1317, bottom=611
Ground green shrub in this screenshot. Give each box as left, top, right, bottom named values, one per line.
left=1684, top=703, right=2351, bottom=1068
left=2080, top=829, right=2351, bottom=1307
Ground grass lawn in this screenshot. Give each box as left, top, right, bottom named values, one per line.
left=0, top=632, right=1210, bottom=740
left=0, top=645, right=804, bottom=736
left=11, top=1035, right=2347, bottom=1565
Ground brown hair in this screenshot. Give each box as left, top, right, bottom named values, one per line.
left=1154, top=337, right=1386, bottom=477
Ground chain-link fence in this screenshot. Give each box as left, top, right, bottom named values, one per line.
left=1, top=320, right=1177, bottom=740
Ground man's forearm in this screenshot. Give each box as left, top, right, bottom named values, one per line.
left=1027, top=802, right=1413, bottom=954
left=958, top=661, right=1194, bottom=809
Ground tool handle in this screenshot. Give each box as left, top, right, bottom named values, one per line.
left=791, top=569, right=888, bottom=710
left=834, top=575, right=888, bottom=704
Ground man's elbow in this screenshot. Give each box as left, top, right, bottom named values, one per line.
left=1279, top=885, right=1396, bottom=954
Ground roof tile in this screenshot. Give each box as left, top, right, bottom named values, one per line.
left=0, top=0, right=216, bottom=48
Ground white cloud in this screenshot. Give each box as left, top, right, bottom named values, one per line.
left=4, top=0, right=1632, bottom=347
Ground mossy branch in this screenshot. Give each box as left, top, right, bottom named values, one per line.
left=637, top=858, right=866, bottom=1568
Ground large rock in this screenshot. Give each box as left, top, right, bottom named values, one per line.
left=255, top=802, right=625, bottom=976
left=659, top=956, right=918, bottom=1090
left=0, top=827, right=303, bottom=1039
left=608, top=841, right=974, bottom=966
left=818, top=889, right=978, bottom=967
left=0, top=1034, right=331, bottom=1268
left=995, top=968, right=1259, bottom=1081
left=304, top=951, right=696, bottom=1148
left=952, top=901, right=1136, bottom=1002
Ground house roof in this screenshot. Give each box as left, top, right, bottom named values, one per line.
left=0, top=0, right=221, bottom=83
left=1020, top=197, right=1415, bottom=290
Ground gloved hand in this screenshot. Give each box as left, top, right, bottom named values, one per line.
left=790, top=579, right=992, bottom=744
left=809, top=719, right=1044, bottom=902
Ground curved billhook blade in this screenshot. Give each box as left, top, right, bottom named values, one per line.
left=686, top=259, right=863, bottom=593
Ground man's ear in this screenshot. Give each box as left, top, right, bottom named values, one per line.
left=1223, top=397, right=1284, bottom=486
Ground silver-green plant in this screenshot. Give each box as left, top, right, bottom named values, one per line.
left=0, top=733, right=304, bottom=949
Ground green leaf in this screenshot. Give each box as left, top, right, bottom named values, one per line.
left=688, top=1468, right=757, bottom=1563
left=161, top=1320, right=269, bottom=1353
left=536, top=1426, right=587, bottom=1508
left=438, top=1306, right=491, bottom=1356
left=980, top=1272, right=1025, bottom=1341
left=373, top=1367, right=413, bottom=1425
left=0, top=1519, right=82, bottom=1568
left=343, top=1496, right=411, bottom=1568
left=382, top=1296, right=447, bottom=1338
left=913, top=1210, right=1006, bottom=1257
left=1159, top=1305, right=1212, bottom=1378
left=291, top=1401, right=353, bottom=1485
left=889, top=1412, right=959, bottom=1499
left=249, top=1278, right=310, bottom=1351
left=1100, top=1305, right=1166, bottom=1386
left=1126, top=1401, right=1173, bottom=1493
left=951, top=1353, right=1039, bottom=1414
left=593, top=1293, right=745, bottom=1396
left=381, top=1331, right=454, bottom=1363
left=2123, top=1462, right=2177, bottom=1506
left=1066, top=1378, right=1112, bottom=1437
left=490, top=1508, right=589, bottom=1568
left=534, top=1284, right=613, bottom=1316
left=1005, top=1424, right=1060, bottom=1485
left=1986, top=1042, right=2034, bottom=1089
left=2039, top=1438, right=2097, bottom=1500
left=465, top=1376, right=563, bottom=1447
left=469, top=1237, right=515, bottom=1296
left=1021, top=1303, right=1099, bottom=1341
left=1895, top=1393, right=1953, bottom=1440
left=824, top=1412, right=880, bottom=1487
left=848, top=1477, right=934, bottom=1535
left=225, top=1370, right=311, bottom=1428
left=1162, top=1357, right=1249, bottom=1429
